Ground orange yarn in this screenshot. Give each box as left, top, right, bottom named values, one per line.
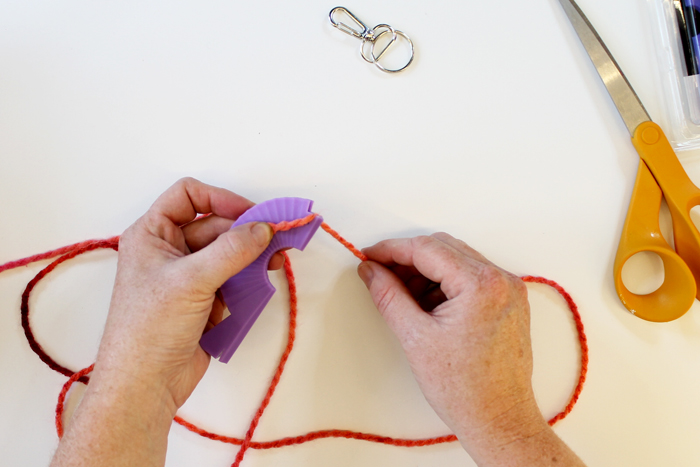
left=269, top=213, right=318, bottom=233
left=320, top=222, right=368, bottom=261
left=520, top=276, right=588, bottom=425
left=0, top=216, right=588, bottom=467
left=55, top=364, right=95, bottom=438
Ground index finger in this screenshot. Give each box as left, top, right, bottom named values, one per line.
left=150, top=177, right=255, bottom=227
left=362, top=235, right=481, bottom=299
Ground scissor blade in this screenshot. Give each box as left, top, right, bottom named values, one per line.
left=558, top=0, right=650, bottom=135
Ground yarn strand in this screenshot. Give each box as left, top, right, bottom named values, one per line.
left=0, top=236, right=119, bottom=274
left=320, top=222, right=368, bottom=261
left=20, top=238, right=119, bottom=384
left=230, top=252, right=298, bottom=467
left=1, top=214, right=588, bottom=466
left=269, top=213, right=318, bottom=233
left=521, top=275, right=588, bottom=425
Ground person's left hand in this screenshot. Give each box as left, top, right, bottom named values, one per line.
left=93, top=178, right=277, bottom=411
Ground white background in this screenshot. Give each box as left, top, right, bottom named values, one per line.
left=2, top=0, right=700, bottom=465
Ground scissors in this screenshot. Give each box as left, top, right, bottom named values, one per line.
left=558, top=0, right=700, bottom=322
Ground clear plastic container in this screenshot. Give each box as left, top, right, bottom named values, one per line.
left=649, top=0, right=700, bottom=149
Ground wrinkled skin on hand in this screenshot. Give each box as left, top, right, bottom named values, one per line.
left=358, top=233, right=585, bottom=466
left=96, top=177, right=283, bottom=408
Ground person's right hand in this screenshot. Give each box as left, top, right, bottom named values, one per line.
left=357, top=233, right=585, bottom=466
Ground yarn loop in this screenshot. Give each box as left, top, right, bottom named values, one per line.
left=0, top=217, right=588, bottom=467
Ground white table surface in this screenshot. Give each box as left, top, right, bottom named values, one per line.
left=3, top=0, right=700, bottom=465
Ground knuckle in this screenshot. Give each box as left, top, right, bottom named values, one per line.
left=478, top=265, right=506, bottom=288
left=453, top=237, right=471, bottom=251
left=117, top=222, right=147, bottom=254
left=141, top=209, right=159, bottom=226
left=413, top=234, right=466, bottom=265
left=511, top=275, right=528, bottom=299
left=430, top=231, right=452, bottom=242
left=374, top=284, right=399, bottom=315
left=411, top=235, right=437, bottom=251
left=476, top=266, right=515, bottom=308
left=118, top=225, right=135, bottom=247
left=170, top=177, right=201, bottom=198
left=220, top=231, right=250, bottom=265
left=175, top=176, right=197, bottom=187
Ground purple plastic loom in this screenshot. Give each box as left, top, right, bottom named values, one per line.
left=199, top=197, right=323, bottom=363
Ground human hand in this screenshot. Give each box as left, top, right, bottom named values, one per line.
left=357, top=233, right=584, bottom=466
left=94, top=178, right=278, bottom=411
left=52, top=178, right=287, bottom=467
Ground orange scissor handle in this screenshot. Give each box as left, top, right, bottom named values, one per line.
left=613, top=161, right=695, bottom=321
left=614, top=121, right=700, bottom=321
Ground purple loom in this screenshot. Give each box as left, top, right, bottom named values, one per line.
left=199, top=197, right=323, bottom=363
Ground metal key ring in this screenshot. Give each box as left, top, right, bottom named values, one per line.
left=329, top=7, right=415, bottom=73
left=370, top=28, right=414, bottom=73
left=360, top=24, right=397, bottom=64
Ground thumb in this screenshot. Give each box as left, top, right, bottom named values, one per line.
left=182, top=221, right=273, bottom=291
left=357, top=261, right=431, bottom=340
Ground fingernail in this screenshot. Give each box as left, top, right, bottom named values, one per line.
left=357, top=261, right=374, bottom=286
left=251, top=222, right=273, bottom=246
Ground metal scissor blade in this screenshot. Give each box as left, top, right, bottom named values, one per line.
left=558, top=0, right=651, bottom=135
